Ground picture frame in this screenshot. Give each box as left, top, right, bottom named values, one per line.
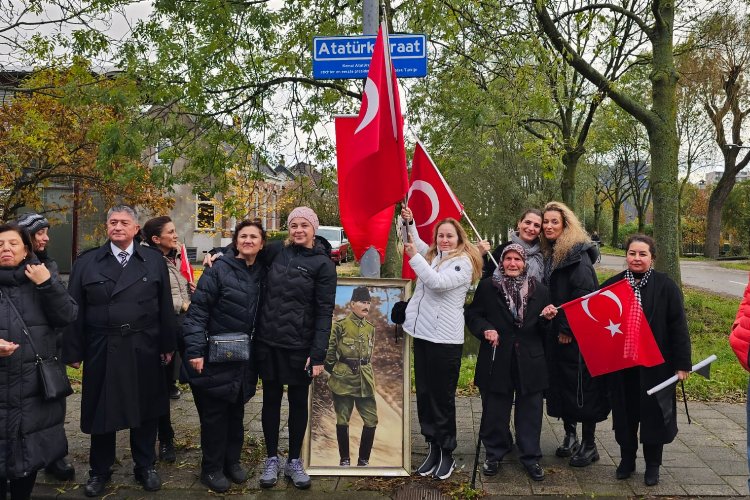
left=303, top=277, right=412, bottom=476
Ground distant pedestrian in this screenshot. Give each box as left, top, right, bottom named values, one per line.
left=62, top=205, right=177, bottom=497
left=602, top=234, right=691, bottom=486
left=401, top=207, right=483, bottom=480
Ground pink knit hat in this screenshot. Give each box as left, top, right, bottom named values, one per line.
left=287, top=206, right=319, bottom=232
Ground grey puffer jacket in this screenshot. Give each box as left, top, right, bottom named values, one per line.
left=0, top=256, right=78, bottom=479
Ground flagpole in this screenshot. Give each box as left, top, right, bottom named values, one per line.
left=462, top=210, right=498, bottom=269
left=379, top=6, right=398, bottom=139
left=646, top=355, right=717, bottom=395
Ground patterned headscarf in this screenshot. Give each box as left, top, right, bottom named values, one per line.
left=492, top=243, right=534, bottom=327
left=623, top=267, right=653, bottom=360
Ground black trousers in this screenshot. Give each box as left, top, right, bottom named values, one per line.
left=0, top=472, right=37, bottom=500
left=192, top=388, right=245, bottom=474
left=615, top=368, right=664, bottom=466
left=261, top=381, right=309, bottom=459
left=158, top=362, right=175, bottom=443
left=480, top=389, right=543, bottom=465
left=89, top=419, right=158, bottom=476
left=413, top=338, right=462, bottom=452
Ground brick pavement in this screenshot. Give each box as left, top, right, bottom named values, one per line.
left=32, top=391, right=748, bottom=498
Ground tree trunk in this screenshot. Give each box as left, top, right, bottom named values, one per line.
left=636, top=206, right=645, bottom=233
left=646, top=7, right=681, bottom=284
left=560, top=149, right=582, bottom=210
left=704, top=173, right=737, bottom=258
left=611, top=201, right=621, bottom=247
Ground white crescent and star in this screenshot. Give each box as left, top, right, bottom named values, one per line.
left=407, top=181, right=440, bottom=227
left=580, top=290, right=623, bottom=337
left=355, top=78, right=379, bottom=134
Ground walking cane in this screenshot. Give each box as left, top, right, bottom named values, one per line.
left=471, top=344, right=496, bottom=490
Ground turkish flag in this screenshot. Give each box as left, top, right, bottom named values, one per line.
left=402, top=142, right=464, bottom=278
left=339, top=23, right=408, bottom=223
left=179, top=242, right=195, bottom=284
left=335, top=116, right=394, bottom=262
left=559, top=279, right=664, bottom=377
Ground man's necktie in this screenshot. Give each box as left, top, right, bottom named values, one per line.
left=118, top=251, right=128, bottom=267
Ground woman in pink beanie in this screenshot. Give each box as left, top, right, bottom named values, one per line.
left=254, top=206, right=337, bottom=489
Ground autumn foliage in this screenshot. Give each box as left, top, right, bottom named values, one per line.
left=0, top=61, right=173, bottom=220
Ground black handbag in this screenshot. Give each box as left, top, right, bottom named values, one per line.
left=207, top=332, right=250, bottom=363
left=391, top=299, right=410, bottom=325
left=5, top=293, right=73, bottom=400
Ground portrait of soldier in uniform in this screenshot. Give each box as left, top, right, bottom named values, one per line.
left=307, top=279, right=410, bottom=474
left=324, top=286, right=378, bottom=467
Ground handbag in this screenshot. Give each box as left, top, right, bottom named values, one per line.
left=207, top=333, right=250, bottom=363
left=4, top=293, right=73, bottom=400
left=391, top=299, right=410, bottom=325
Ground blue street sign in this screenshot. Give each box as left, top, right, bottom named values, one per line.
left=312, top=34, right=427, bottom=80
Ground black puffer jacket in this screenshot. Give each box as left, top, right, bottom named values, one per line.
left=182, top=249, right=263, bottom=403
left=0, top=256, right=78, bottom=479
left=255, top=237, right=337, bottom=364
left=544, top=242, right=609, bottom=422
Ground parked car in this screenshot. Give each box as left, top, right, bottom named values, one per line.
left=316, top=226, right=350, bottom=264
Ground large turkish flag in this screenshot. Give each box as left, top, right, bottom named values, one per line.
left=335, top=115, right=394, bottom=262
left=560, top=279, right=664, bottom=376
left=340, top=23, right=408, bottom=222
left=402, top=142, right=464, bottom=278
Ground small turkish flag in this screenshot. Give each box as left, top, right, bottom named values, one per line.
left=335, top=115, right=394, bottom=262
left=179, top=243, right=195, bottom=284
left=402, top=142, right=464, bottom=279
left=559, top=279, right=664, bottom=376
left=341, top=22, right=408, bottom=222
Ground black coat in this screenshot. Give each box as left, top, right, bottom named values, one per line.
left=544, top=242, right=610, bottom=422
left=62, top=243, right=177, bottom=434
left=0, top=257, right=77, bottom=478
left=465, top=277, right=550, bottom=396
left=601, top=271, right=692, bottom=444
left=255, top=238, right=337, bottom=364
left=182, top=250, right=263, bottom=403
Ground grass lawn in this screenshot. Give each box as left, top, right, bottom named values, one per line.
left=719, top=261, right=750, bottom=272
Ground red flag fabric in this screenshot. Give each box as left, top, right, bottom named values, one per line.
left=339, top=23, right=408, bottom=222
left=335, top=116, right=394, bottom=262
left=559, top=279, right=664, bottom=376
left=402, top=142, right=464, bottom=278
left=179, top=243, right=195, bottom=284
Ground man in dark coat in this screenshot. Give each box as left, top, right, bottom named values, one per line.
left=62, top=205, right=177, bottom=497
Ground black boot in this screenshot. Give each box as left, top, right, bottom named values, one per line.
left=569, top=441, right=599, bottom=467
left=555, top=432, right=580, bottom=458
left=616, top=448, right=636, bottom=480
left=357, top=426, right=376, bottom=466
left=336, top=425, right=350, bottom=466
left=643, top=443, right=663, bottom=486
left=644, top=464, right=660, bottom=486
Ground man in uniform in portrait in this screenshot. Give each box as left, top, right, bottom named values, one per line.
left=63, top=205, right=176, bottom=497
left=324, top=286, right=378, bottom=466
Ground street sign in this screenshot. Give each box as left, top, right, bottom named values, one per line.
left=313, top=34, right=427, bottom=80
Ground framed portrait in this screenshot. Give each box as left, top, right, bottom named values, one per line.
left=303, top=277, right=412, bottom=476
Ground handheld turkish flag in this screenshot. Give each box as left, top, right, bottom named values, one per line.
left=179, top=243, right=195, bottom=284
left=559, top=279, right=664, bottom=377
left=335, top=115, right=394, bottom=263
left=340, top=22, right=408, bottom=222
left=402, top=142, right=464, bottom=279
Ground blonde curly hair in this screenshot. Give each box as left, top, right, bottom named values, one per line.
left=540, top=201, right=591, bottom=267
left=425, top=218, right=483, bottom=282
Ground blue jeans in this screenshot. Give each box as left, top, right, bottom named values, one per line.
left=746, top=380, right=750, bottom=493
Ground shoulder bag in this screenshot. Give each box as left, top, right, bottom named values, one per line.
left=3, top=291, right=73, bottom=400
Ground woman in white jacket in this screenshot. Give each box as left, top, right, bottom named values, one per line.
left=401, top=207, right=483, bottom=480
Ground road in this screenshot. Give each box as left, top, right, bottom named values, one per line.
left=598, top=254, right=748, bottom=298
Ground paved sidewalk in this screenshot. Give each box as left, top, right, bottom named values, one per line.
left=33, top=391, right=748, bottom=498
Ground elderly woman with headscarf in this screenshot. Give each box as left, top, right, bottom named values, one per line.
left=466, top=243, right=556, bottom=481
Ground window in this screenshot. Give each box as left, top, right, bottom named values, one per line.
left=196, top=192, right=216, bottom=230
